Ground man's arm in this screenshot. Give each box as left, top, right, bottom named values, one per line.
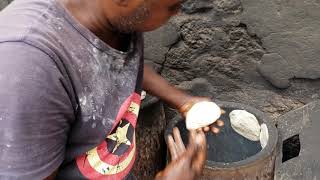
left=143, top=64, right=192, bottom=110
left=143, top=64, right=224, bottom=133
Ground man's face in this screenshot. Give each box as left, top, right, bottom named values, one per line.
left=104, top=0, right=182, bottom=33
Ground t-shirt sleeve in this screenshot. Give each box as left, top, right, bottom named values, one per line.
left=0, top=42, right=75, bottom=179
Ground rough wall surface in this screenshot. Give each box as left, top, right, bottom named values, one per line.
left=145, top=0, right=320, bottom=121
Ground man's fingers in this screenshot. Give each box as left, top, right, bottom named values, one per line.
left=189, top=130, right=196, bottom=141
left=216, top=120, right=224, bottom=127
left=209, top=120, right=224, bottom=134
left=191, top=131, right=207, bottom=175
left=173, top=127, right=186, bottom=154
left=211, top=126, right=220, bottom=134
left=185, top=130, right=198, bottom=158
left=203, top=126, right=210, bottom=132
left=167, top=135, right=178, bottom=160
left=192, top=147, right=207, bottom=175
left=193, top=130, right=206, bottom=148
left=221, top=109, right=226, bottom=115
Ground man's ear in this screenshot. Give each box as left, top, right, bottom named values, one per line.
left=113, top=0, right=129, bottom=6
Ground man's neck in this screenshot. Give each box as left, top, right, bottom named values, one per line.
left=58, top=0, right=131, bottom=51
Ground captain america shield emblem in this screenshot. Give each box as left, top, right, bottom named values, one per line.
left=76, top=93, right=141, bottom=179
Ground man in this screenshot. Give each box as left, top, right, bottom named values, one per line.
left=0, top=0, right=223, bottom=179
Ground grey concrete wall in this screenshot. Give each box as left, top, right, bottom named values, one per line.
left=145, top=0, right=320, bottom=122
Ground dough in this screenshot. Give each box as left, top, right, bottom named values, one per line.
left=260, top=123, right=269, bottom=148
left=230, top=110, right=261, bottom=141
left=186, top=101, right=221, bottom=130
left=141, top=91, right=146, bottom=100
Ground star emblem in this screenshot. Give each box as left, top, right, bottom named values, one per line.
left=107, top=120, right=131, bottom=153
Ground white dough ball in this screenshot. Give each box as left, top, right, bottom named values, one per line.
left=230, top=110, right=261, bottom=141
left=260, top=123, right=269, bottom=149
left=186, top=101, right=221, bottom=130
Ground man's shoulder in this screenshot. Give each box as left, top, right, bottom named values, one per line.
left=0, top=0, right=72, bottom=58
left=0, top=0, right=78, bottom=63
left=0, top=0, right=54, bottom=42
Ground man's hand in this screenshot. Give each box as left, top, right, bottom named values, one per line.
left=178, top=96, right=225, bottom=134
left=156, top=128, right=207, bottom=180
left=142, top=65, right=224, bottom=133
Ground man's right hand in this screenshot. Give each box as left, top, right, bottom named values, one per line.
left=155, top=128, right=207, bottom=180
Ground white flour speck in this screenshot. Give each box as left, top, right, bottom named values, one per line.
left=92, top=123, right=97, bottom=128
left=102, top=118, right=107, bottom=126
left=80, top=96, right=87, bottom=106
left=6, top=144, right=11, bottom=148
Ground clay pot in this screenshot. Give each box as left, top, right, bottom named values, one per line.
left=165, top=101, right=279, bottom=180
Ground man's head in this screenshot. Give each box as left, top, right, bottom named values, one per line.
left=101, top=0, right=182, bottom=33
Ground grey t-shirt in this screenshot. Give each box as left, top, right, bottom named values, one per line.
left=0, top=0, right=144, bottom=179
